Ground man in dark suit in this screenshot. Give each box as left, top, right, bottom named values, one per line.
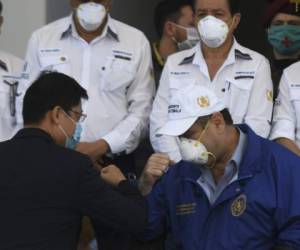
left=0, top=72, right=148, bottom=250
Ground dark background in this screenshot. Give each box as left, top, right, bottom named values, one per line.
left=47, top=0, right=272, bottom=58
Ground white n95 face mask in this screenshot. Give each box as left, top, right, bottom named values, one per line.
left=77, top=2, right=106, bottom=32
left=198, top=15, right=229, bottom=48
left=179, top=137, right=209, bottom=165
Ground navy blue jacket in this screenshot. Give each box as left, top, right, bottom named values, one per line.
left=143, top=125, right=300, bottom=250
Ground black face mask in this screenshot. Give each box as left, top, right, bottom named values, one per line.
left=273, top=58, right=299, bottom=71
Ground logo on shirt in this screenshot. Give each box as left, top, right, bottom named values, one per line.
left=170, top=71, right=190, bottom=76
left=168, top=104, right=181, bottom=114
left=231, top=194, right=247, bottom=217
left=266, top=90, right=273, bottom=102
left=197, top=96, right=210, bottom=108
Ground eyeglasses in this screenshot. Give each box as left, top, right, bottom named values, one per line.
left=68, top=109, right=87, bottom=122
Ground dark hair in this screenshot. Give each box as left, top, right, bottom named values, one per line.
left=196, top=108, right=233, bottom=127
left=23, top=72, right=88, bottom=125
left=0, top=1, right=3, bottom=15
left=191, top=0, right=241, bottom=15
left=154, top=0, right=192, bottom=38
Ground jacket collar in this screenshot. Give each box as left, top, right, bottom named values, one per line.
left=236, top=124, right=262, bottom=178
left=60, top=14, right=119, bottom=42
left=13, top=128, right=54, bottom=144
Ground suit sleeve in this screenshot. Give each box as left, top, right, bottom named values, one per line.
left=76, top=161, right=148, bottom=234
left=139, top=179, right=168, bottom=241
left=275, top=153, right=300, bottom=248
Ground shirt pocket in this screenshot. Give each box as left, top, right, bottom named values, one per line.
left=226, top=78, right=253, bottom=123
left=100, top=57, right=135, bottom=92
left=169, top=78, right=196, bottom=97
left=39, top=54, right=70, bottom=74
left=0, top=80, right=10, bottom=119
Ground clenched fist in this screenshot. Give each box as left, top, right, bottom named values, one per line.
left=101, top=165, right=126, bottom=187
left=139, top=153, right=172, bottom=195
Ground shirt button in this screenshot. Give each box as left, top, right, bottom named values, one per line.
left=236, top=188, right=241, bottom=192
left=102, top=67, right=106, bottom=71
left=60, top=57, right=66, bottom=62
left=222, top=88, right=226, bottom=92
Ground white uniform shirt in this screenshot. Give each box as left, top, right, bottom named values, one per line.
left=17, top=15, right=155, bottom=154
left=270, top=61, right=300, bottom=148
left=150, top=40, right=273, bottom=162
left=0, top=50, right=24, bottom=141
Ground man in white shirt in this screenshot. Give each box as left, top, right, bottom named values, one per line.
left=17, top=0, right=155, bottom=176
left=270, top=61, right=300, bottom=157
left=0, top=1, right=24, bottom=141
left=150, top=0, right=274, bottom=162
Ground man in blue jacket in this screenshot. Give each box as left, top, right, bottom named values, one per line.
left=138, top=84, right=300, bottom=249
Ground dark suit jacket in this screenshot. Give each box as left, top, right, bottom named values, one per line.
left=0, top=128, right=147, bottom=250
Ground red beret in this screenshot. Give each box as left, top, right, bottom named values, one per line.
left=263, top=0, right=300, bottom=28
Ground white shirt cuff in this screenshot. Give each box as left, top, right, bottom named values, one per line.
left=102, top=131, right=126, bottom=154
left=270, top=119, right=295, bottom=141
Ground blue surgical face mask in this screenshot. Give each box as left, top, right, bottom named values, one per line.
left=65, top=122, right=82, bottom=150
left=58, top=113, right=83, bottom=150
left=268, top=24, right=300, bottom=55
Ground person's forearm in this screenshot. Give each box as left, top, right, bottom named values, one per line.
left=116, top=180, right=148, bottom=232
left=276, top=138, right=300, bottom=157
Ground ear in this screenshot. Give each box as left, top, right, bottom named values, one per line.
left=165, top=21, right=176, bottom=37
left=51, top=106, right=63, bottom=125
left=210, top=112, right=226, bottom=133
left=232, top=13, right=241, bottom=30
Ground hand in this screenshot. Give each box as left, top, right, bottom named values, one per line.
left=139, top=153, right=171, bottom=195
left=93, top=161, right=104, bottom=173
left=101, top=165, right=126, bottom=187
left=76, top=139, right=110, bottom=162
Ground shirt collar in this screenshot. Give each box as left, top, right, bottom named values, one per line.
left=198, top=127, right=247, bottom=184
left=178, top=39, right=252, bottom=67
left=60, top=14, right=119, bottom=42
left=0, top=59, right=8, bottom=72
left=231, top=127, right=248, bottom=169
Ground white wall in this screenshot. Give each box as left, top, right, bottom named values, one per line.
left=0, top=0, right=47, bottom=59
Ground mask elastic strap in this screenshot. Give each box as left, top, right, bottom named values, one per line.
left=58, top=109, right=77, bottom=140
left=171, top=35, right=178, bottom=43
left=197, top=120, right=217, bottom=169
left=203, top=152, right=217, bottom=169
left=63, top=110, right=77, bottom=125
left=58, top=124, right=70, bottom=140
left=170, top=22, right=188, bottom=31
left=198, top=120, right=209, bottom=142
left=227, top=15, right=236, bottom=33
